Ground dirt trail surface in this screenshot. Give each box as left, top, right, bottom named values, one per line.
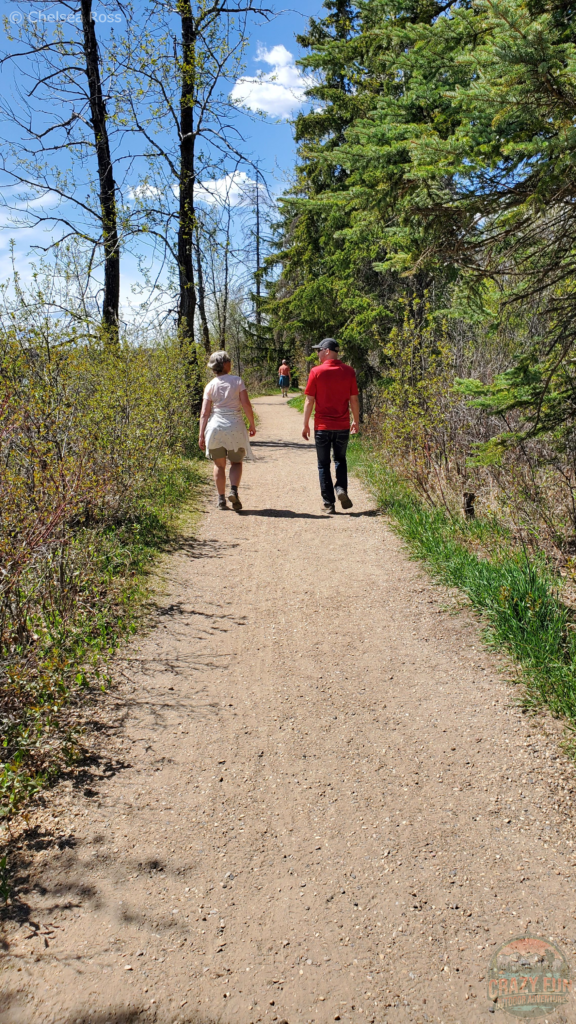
left=3, top=396, right=576, bottom=1024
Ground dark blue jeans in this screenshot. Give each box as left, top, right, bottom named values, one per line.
left=314, top=429, right=350, bottom=505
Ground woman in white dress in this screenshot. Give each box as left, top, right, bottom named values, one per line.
left=199, top=350, right=256, bottom=511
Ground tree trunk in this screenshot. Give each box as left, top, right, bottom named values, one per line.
left=255, top=166, right=261, bottom=327
left=221, top=234, right=230, bottom=347
left=194, top=224, right=211, bottom=354
left=80, top=0, right=120, bottom=344
left=177, top=1, right=197, bottom=348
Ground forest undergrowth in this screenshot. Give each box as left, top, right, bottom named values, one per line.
left=0, top=286, right=207, bottom=821
left=347, top=435, right=576, bottom=737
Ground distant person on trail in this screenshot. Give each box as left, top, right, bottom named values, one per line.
left=199, top=350, right=256, bottom=512
left=302, top=338, right=360, bottom=514
left=278, top=360, right=291, bottom=398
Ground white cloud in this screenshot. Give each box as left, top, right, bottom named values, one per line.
left=258, top=44, right=293, bottom=68
left=0, top=190, right=62, bottom=228
left=194, top=170, right=260, bottom=207
left=128, top=173, right=261, bottom=208
left=16, top=191, right=61, bottom=212
left=128, top=184, right=162, bottom=201
left=231, top=44, right=313, bottom=119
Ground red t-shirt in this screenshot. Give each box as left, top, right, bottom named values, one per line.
left=304, top=358, right=359, bottom=430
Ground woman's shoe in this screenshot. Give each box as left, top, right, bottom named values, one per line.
left=218, top=495, right=227, bottom=510
left=228, top=487, right=242, bottom=510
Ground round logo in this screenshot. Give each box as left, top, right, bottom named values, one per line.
left=487, top=935, right=571, bottom=1018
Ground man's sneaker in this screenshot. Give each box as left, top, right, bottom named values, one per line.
left=322, top=502, right=336, bottom=514
left=228, top=488, right=242, bottom=510
left=218, top=495, right=227, bottom=510
left=335, top=487, right=353, bottom=509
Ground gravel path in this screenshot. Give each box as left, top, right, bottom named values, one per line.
left=2, top=396, right=576, bottom=1024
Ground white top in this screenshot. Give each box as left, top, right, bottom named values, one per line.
left=203, top=374, right=246, bottom=412
left=203, top=373, right=255, bottom=461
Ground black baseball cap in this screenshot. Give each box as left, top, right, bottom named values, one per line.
left=312, top=337, right=339, bottom=351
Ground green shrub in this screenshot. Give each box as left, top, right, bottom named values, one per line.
left=0, top=288, right=204, bottom=817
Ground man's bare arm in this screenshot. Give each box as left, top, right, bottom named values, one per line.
left=302, top=395, right=315, bottom=440
left=350, top=394, right=360, bottom=434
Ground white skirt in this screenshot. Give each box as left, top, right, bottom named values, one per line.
left=204, top=410, right=255, bottom=461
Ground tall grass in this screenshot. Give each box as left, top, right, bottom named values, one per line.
left=348, top=436, right=576, bottom=723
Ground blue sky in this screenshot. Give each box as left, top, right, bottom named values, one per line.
left=231, top=3, right=322, bottom=185
left=0, top=0, right=325, bottom=309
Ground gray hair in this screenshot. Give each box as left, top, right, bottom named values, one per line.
left=208, top=350, right=231, bottom=375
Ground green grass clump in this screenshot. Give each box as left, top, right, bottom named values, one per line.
left=348, top=436, right=576, bottom=723
left=287, top=394, right=306, bottom=413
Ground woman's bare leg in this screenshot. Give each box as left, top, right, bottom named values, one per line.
left=213, top=457, right=226, bottom=495
left=229, top=460, right=243, bottom=488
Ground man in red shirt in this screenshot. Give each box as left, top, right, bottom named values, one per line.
left=302, top=338, right=360, bottom=513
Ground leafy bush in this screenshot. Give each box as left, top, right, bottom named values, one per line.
left=0, top=284, right=204, bottom=817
